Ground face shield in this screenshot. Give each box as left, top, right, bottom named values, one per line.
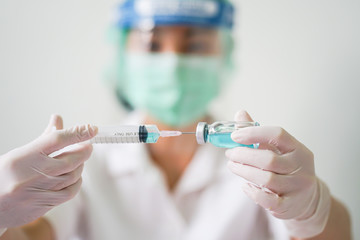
left=116, top=0, right=234, bottom=29
left=110, top=0, right=234, bottom=62
left=109, top=0, right=235, bottom=127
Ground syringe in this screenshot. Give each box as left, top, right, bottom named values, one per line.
left=90, top=125, right=182, bottom=144
left=90, top=121, right=259, bottom=148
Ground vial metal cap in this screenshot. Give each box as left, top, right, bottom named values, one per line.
left=196, top=122, right=207, bottom=144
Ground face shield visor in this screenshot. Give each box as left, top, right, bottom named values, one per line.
left=113, top=0, right=234, bottom=55
left=115, top=0, right=234, bottom=30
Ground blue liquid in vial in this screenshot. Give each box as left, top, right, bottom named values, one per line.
left=208, top=132, right=257, bottom=149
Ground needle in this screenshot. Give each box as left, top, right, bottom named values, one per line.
left=159, top=131, right=196, bottom=137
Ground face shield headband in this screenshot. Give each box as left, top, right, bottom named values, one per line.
left=114, top=0, right=234, bottom=30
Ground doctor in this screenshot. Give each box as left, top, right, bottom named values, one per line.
left=0, top=0, right=351, bottom=239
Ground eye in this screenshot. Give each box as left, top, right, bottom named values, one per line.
left=186, top=41, right=209, bottom=54
left=147, top=40, right=161, bottom=52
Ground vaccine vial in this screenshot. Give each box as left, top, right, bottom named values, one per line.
left=195, top=121, right=260, bottom=148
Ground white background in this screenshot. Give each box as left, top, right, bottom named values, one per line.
left=0, top=0, right=359, bottom=238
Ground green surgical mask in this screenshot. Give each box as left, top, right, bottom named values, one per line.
left=121, top=53, right=224, bottom=127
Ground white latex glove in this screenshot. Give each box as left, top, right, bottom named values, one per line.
left=226, top=111, right=331, bottom=238
left=0, top=115, right=97, bottom=229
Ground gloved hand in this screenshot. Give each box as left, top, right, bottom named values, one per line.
left=0, top=115, right=97, bottom=229
left=226, top=110, right=331, bottom=238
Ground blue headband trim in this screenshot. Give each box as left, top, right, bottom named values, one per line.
left=115, top=0, right=234, bottom=30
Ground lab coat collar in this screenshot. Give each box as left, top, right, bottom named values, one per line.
left=105, top=143, right=226, bottom=197
left=104, top=111, right=150, bottom=176
left=105, top=143, right=151, bottom=176
left=173, top=144, right=225, bottom=197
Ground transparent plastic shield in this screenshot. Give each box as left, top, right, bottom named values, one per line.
left=126, top=26, right=222, bottom=56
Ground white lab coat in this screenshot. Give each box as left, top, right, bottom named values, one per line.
left=45, top=113, right=290, bottom=240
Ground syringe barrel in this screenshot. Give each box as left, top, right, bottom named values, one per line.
left=90, top=125, right=150, bottom=144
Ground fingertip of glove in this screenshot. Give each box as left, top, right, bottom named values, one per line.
left=231, top=130, right=245, bottom=143
left=87, top=124, right=98, bottom=137
left=76, top=124, right=98, bottom=140
left=225, top=149, right=235, bottom=160
left=234, top=110, right=248, bottom=121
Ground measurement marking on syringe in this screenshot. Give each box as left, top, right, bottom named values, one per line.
left=90, top=125, right=183, bottom=144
